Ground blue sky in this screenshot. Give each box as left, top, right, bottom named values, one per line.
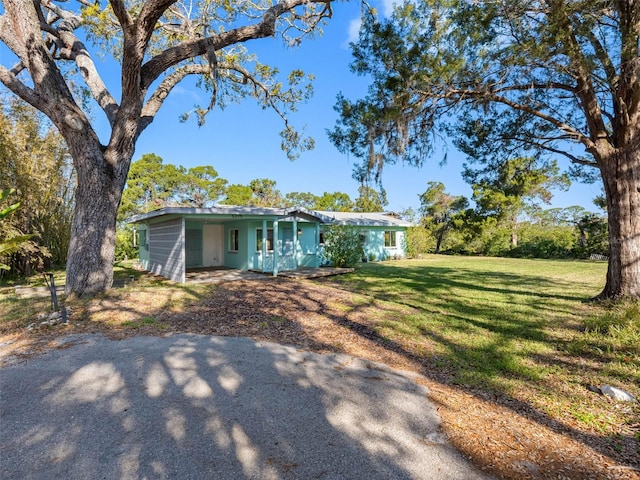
left=5, top=1, right=603, bottom=214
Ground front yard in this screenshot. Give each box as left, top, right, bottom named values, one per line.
left=1, top=256, right=638, bottom=479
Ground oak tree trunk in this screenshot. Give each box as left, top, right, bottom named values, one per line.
left=599, top=147, right=640, bottom=299
left=64, top=143, right=130, bottom=297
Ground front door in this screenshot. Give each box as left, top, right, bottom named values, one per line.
left=279, top=227, right=296, bottom=270
left=203, top=224, right=224, bottom=266
left=185, top=228, right=203, bottom=268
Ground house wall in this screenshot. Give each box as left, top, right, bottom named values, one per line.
left=147, top=217, right=185, bottom=283
left=360, top=227, right=406, bottom=261
left=248, top=220, right=265, bottom=270
left=224, top=220, right=250, bottom=269
left=297, top=223, right=320, bottom=267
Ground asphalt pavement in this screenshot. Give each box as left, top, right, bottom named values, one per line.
left=0, top=333, right=492, bottom=479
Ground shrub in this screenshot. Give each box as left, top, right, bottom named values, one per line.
left=322, top=225, right=363, bottom=268
left=115, top=228, right=138, bottom=261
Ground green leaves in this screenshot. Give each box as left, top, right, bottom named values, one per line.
left=119, top=154, right=229, bottom=220
left=0, top=188, right=35, bottom=270
left=322, top=225, right=364, bottom=268
left=0, top=189, right=20, bottom=221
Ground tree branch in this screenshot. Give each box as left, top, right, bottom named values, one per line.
left=108, top=0, right=134, bottom=30
left=0, top=65, right=42, bottom=108
left=428, top=86, right=598, bottom=152
left=140, top=60, right=292, bottom=131
left=140, top=0, right=334, bottom=91
left=544, top=0, right=610, bottom=144
left=137, top=0, right=178, bottom=47
left=41, top=0, right=120, bottom=125
left=493, top=81, right=577, bottom=95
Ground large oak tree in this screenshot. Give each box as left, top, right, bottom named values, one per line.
left=331, top=1, right=639, bottom=299
left=0, top=0, right=337, bottom=296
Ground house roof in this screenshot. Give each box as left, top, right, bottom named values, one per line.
left=312, top=210, right=414, bottom=227
left=128, top=205, right=296, bottom=223
left=128, top=206, right=413, bottom=227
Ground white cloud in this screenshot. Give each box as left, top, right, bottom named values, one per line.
left=345, top=17, right=362, bottom=46
left=172, top=85, right=201, bottom=102
left=380, top=0, right=398, bottom=17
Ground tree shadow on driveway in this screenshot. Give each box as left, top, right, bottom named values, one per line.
left=0, top=334, right=490, bottom=479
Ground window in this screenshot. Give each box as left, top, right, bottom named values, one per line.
left=384, top=230, right=397, bottom=248
left=229, top=229, right=239, bottom=252
left=256, top=228, right=274, bottom=251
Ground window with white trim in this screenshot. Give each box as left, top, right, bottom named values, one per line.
left=384, top=230, right=397, bottom=248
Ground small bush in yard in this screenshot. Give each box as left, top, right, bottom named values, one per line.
left=323, top=225, right=363, bottom=268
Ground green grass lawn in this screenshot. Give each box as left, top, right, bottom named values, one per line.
left=324, top=256, right=639, bottom=435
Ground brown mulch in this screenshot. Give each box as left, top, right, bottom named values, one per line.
left=1, top=277, right=639, bottom=480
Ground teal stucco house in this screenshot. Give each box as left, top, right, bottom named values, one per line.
left=128, top=206, right=412, bottom=283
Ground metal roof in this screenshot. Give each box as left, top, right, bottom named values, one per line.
left=311, top=210, right=414, bottom=227
left=128, top=206, right=413, bottom=227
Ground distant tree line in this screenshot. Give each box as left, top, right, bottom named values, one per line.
left=405, top=175, right=608, bottom=260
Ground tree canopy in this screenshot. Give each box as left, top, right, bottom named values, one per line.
left=331, top=0, right=640, bottom=299
left=119, top=154, right=228, bottom=221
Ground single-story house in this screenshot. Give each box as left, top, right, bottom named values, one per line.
left=128, top=206, right=413, bottom=283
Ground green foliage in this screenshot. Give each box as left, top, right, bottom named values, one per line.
left=221, top=179, right=286, bottom=207
left=418, top=182, right=468, bottom=254
left=119, top=154, right=228, bottom=220
left=284, top=191, right=354, bottom=212
left=574, top=214, right=609, bottom=258
left=331, top=1, right=627, bottom=175
left=354, top=185, right=388, bottom=212
left=249, top=178, right=285, bottom=207
left=0, top=98, right=73, bottom=275
left=221, top=184, right=254, bottom=206
left=322, top=225, right=364, bottom=268
left=404, top=226, right=435, bottom=257
left=0, top=189, right=34, bottom=270
left=177, top=166, right=228, bottom=208
left=115, top=227, right=138, bottom=262
left=506, top=225, right=576, bottom=259
left=315, top=191, right=355, bottom=212
left=284, top=191, right=318, bottom=209
left=467, top=157, right=570, bottom=220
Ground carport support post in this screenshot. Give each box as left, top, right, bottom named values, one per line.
left=262, top=219, right=267, bottom=273
left=315, top=223, right=320, bottom=266
left=292, top=218, right=298, bottom=270
left=273, top=219, right=279, bottom=277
